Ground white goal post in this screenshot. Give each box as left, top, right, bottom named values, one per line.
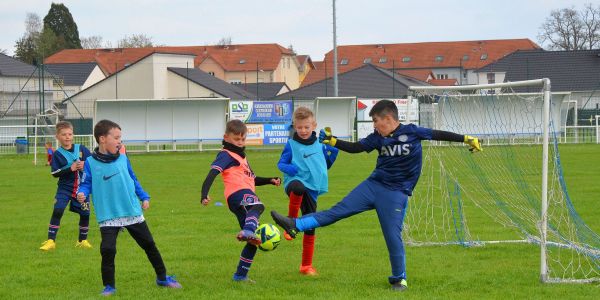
left=407, top=79, right=600, bottom=284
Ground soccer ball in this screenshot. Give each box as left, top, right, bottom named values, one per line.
left=255, top=223, right=281, bottom=251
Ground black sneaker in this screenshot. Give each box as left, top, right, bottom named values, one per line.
left=270, top=210, right=298, bottom=239
left=390, top=279, right=408, bottom=291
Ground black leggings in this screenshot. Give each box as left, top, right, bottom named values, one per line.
left=99, top=221, right=166, bottom=287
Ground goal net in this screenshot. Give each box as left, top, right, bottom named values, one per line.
left=406, top=79, right=600, bottom=283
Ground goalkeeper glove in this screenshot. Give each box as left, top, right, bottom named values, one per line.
left=464, top=135, right=482, bottom=152
left=319, top=127, right=337, bottom=146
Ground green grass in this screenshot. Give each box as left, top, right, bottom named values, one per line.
left=0, top=144, right=599, bottom=299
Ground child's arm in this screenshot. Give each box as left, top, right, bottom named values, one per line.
left=76, top=160, right=92, bottom=203
left=50, top=153, right=80, bottom=177
left=201, top=169, right=220, bottom=206
left=430, top=129, right=482, bottom=152
left=255, top=176, right=281, bottom=187
left=319, top=128, right=367, bottom=154
left=126, top=158, right=150, bottom=201
left=322, top=144, right=339, bottom=169
left=277, top=142, right=298, bottom=176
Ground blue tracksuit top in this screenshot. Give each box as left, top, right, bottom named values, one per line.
left=79, top=154, right=149, bottom=223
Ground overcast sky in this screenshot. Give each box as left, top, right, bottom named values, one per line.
left=1, top=0, right=595, bottom=60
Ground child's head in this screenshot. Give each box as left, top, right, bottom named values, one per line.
left=369, top=100, right=400, bottom=136
left=44, top=141, right=53, bottom=149
left=55, top=121, right=74, bottom=148
left=94, top=119, right=122, bottom=155
left=293, top=107, right=316, bottom=140
left=223, top=119, right=247, bottom=148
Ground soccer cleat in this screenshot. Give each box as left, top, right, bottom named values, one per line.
left=156, top=275, right=182, bottom=288
left=270, top=211, right=298, bottom=239
left=39, top=239, right=56, bottom=251
left=236, top=230, right=262, bottom=246
left=101, top=285, right=116, bottom=296
left=390, top=279, right=408, bottom=291
left=232, top=274, right=256, bottom=284
left=299, top=265, right=318, bottom=276
left=283, top=231, right=294, bottom=241
left=75, top=240, right=92, bottom=249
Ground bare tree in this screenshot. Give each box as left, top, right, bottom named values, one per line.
left=581, top=3, right=600, bottom=49
left=81, top=35, right=104, bottom=49
left=538, top=4, right=600, bottom=50
left=25, top=13, right=42, bottom=37
left=117, top=34, right=154, bottom=48
left=217, top=37, right=232, bottom=47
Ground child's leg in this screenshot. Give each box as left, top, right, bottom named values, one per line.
left=286, top=180, right=305, bottom=218
left=373, top=189, right=409, bottom=284
left=70, top=198, right=91, bottom=242
left=234, top=243, right=258, bottom=279
left=296, top=180, right=376, bottom=232
left=99, top=226, right=120, bottom=288
left=47, top=203, right=66, bottom=240
left=78, top=214, right=90, bottom=242
left=300, top=196, right=317, bottom=272
left=125, top=221, right=167, bottom=281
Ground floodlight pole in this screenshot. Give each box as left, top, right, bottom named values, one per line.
left=332, top=0, right=338, bottom=97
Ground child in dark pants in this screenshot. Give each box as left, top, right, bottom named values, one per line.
left=201, top=119, right=281, bottom=283
left=77, top=119, right=181, bottom=296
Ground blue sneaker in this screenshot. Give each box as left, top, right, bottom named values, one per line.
left=101, top=285, right=116, bottom=296
left=236, top=229, right=262, bottom=246
left=156, top=275, right=182, bottom=288
left=232, top=274, right=256, bottom=284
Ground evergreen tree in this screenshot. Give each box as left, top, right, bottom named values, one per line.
left=43, top=3, right=81, bottom=49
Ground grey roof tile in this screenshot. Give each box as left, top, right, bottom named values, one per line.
left=168, top=67, right=256, bottom=100
left=44, top=63, right=98, bottom=86
left=478, top=49, right=600, bottom=92
left=0, top=53, right=37, bottom=77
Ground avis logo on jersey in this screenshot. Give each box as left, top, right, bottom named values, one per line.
left=380, top=134, right=411, bottom=156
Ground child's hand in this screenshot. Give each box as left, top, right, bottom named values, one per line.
left=76, top=192, right=86, bottom=203
left=201, top=196, right=211, bottom=206
left=142, top=200, right=150, bottom=210
left=77, top=160, right=85, bottom=170
left=271, top=177, right=281, bottom=186
left=70, top=161, right=79, bottom=171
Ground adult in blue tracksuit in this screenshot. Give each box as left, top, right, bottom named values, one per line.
left=271, top=100, right=482, bottom=291
left=77, top=119, right=181, bottom=296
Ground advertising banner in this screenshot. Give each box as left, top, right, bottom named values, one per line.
left=245, top=123, right=292, bottom=145
left=357, top=98, right=420, bottom=139
left=230, top=100, right=293, bottom=123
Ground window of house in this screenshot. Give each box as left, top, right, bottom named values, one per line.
left=379, top=57, right=387, bottom=63
left=239, top=59, right=246, bottom=64
left=363, top=58, right=372, bottom=64
left=462, top=55, right=469, bottom=61
left=229, top=80, right=242, bottom=84
left=53, top=78, right=64, bottom=86
left=340, top=58, right=349, bottom=65
left=208, top=71, right=215, bottom=76
left=487, top=73, right=495, bottom=84
left=435, top=55, right=444, bottom=62
left=436, top=74, right=449, bottom=79
left=480, top=53, right=488, bottom=60
left=402, top=56, right=411, bottom=63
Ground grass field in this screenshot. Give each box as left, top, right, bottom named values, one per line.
left=0, top=144, right=599, bottom=299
